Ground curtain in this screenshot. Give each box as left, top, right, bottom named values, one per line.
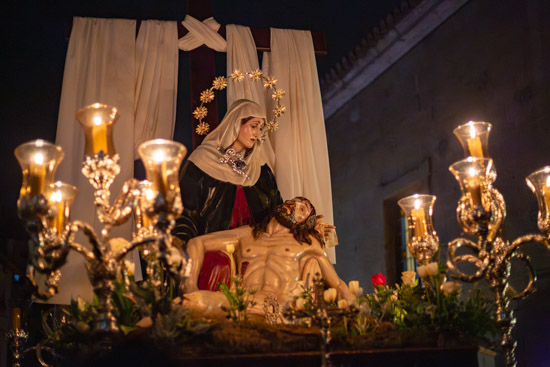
left=263, top=28, right=337, bottom=263
left=52, top=17, right=179, bottom=304
left=226, top=24, right=275, bottom=171
left=134, top=20, right=179, bottom=158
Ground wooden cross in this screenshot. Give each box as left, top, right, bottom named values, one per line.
left=183, top=0, right=327, bottom=148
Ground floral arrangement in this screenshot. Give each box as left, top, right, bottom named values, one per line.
left=219, top=276, right=257, bottom=323
left=346, top=264, right=498, bottom=345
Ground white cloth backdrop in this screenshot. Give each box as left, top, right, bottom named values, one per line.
left=134, top=20, right=179, bottom=158
left=53, top=17, right=178, bottom=304
left=226, top=24, right=275, bottom=171
left=178, top=16, right=226, bottom=52
left=263, top=28, right=336, bottom=262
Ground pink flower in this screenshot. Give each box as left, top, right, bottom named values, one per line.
left=371, top=273, right=386, bottom=287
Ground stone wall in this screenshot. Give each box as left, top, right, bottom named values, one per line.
left=327, top=0, right=550, bottom=365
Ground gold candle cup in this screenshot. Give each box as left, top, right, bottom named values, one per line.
left=137, top=139, right=187, bottom=199
left=47, top=182, right=78, bottom=235
left=449, top=157, right=493, bottom=210
left=76, top=103, right=119, bottom=157
left=398, top=194, right=437, bottom=239
left=14, top=140, right=64, bottom=200
left=453, top=121, right=492, bottom=158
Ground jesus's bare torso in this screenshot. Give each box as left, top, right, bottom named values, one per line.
left=239, top=230, right=316, bottom=303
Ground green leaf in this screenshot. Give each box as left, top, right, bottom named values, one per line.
left=120, top=325, right=137, bottom=335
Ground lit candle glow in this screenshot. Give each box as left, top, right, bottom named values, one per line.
left=542, top=175, right=550, bottom=214
left=49, top=189, right=65, bottom=234
left=91, top=115, right=108, bottom=155
left=467, top=166, right=482, bottom=207
left=152, top=149, right=169, bottom=197
left=466, top=122, right=484, bottom=158
left=12, top=307, right=22, bottom=330
left=28, top=152, right=46, bottom=198
left=410, top=198, right=427, bottom=238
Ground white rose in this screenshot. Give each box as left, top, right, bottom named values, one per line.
left=417, top=265, right=428, bottom=278
left=108, top=237, right=128, bottom=253
left=76, top=321, right=90, bottom=333
left=136, top=316, right=153, bottom=328
left=323, top=288, right=337, bottom=303
left=296, top=297, right=306, bottom=310
left=338, top=299, right=348, bottom=309
left=401, top=270, right=416, bottom=286
left=76, top=296, right=86, bottom=312
left=349, top=280, right=359, bottom=295
left=426, top=262, right=439, bottom=277
left=124, top=260, right=135, bottom=276
left=440, top=281, right=462, bottom=296
left=167, top=247, right=182, bottom=267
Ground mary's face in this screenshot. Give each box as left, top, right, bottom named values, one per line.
left=234, top=117, right=264, bottom=152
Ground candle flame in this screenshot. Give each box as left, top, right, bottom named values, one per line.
left=93, top=115, right=103, bottom=126
left=145, top=188, right=155, bottom=200
left=469, top=167, right=477, bottom=177
left=33, top=152, right=44, bottom=165
left=152, top=149, right=166, bottom=163
left=546, top=175, right=550, bottom=188
left=51, top=190, right=62, bottom=203
left=469, top=122, right=476, bottom=139
left=414, top=199, right=421, bottom=210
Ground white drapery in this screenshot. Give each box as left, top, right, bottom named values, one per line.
left=226, top=24, right=275, bottom=171
left=263, top=28, right=336, bottom=262
left=134, top=20, right=179, bottom=158
left=178, top=16, right=226, bottom=52
left=53, top=17, right=179, bottom=304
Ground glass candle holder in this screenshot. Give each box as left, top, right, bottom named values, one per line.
left=453, top=121, right=492, bottom=158
left=526, top=166, right=550, bottom=234
left=398, top=194, right=437, bottom=238
left=134, top=180, right=155, bottom=236
left=398, top=194, right=439, bottom=265
left=137, top=139, right=187, bottom=199
left=449, top=157, right=493, bottom=210
left=76, top=103, right=119, bottom=157
left=46, top=182, right=78, bottom=235
left=14, top=140, right=65, bottom=200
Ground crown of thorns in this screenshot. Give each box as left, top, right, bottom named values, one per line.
left=193, top=69, right=286, bottom=136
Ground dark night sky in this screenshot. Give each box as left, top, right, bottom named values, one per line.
left=1, top=0, right=404, bottom=243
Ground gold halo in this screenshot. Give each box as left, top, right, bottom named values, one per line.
left=192, top=69, right=286, bottom=136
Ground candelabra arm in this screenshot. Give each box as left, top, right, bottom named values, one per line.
left=508, top=233, right=550, bottom=254
left=70, top=220, right=103, bottom=262
left=447, top=237, right=487, bottom=282
left=505, top=252, right=536, bottom=300
left=115, top=236, right=160, bottom=262
left=95, top=178, right=140, bottom=234
left=25, top=265, right=59, bottom=300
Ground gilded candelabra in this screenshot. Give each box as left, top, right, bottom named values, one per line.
left=14, top=103, right=190, bottom=335
left=282, top=275, right=358, bottom=367
left=399, top=121, right=550, bottom=367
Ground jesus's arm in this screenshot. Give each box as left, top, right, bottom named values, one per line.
left=185, top=226, right=250, bottom=292
left=302, top=242, right=354, bottom=302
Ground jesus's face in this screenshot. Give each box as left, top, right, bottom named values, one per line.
left=279, top=198, right=313, bottom=224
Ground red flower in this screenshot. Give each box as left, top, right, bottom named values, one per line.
left=371, top=273, right=386, bottom=287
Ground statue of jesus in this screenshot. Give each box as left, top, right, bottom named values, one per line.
left=184, top=197, right=353, bottom=319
